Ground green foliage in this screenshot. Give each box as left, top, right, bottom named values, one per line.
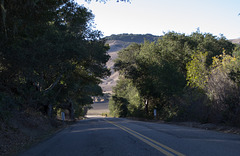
left=230, top=45, right=240, bottom=84
left=112, top=31, right=238, bottom=125
left=0, top=0, right=110, bottom=120
left=109, top=78, right=143, bottom=117
left=187, top=51, right=240, bottom=124
left=110, top=96, right=129, bottom=117
left=114, top=43, right=141, bottom=76
left=186, top=52, right=209, bottom=89
left=110, top=44, right=144, bottom=117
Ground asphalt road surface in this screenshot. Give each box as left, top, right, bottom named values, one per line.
left=18, top=117, right=240, bottom=156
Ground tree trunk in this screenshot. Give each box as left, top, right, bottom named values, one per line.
left=48, top=103, right=52, bottom=118
left=145, top=99, right=149, bottom=117
left=44, top=75, right=62, bottom=93
left=68, top=98, right=74, bottom=120
left=1, top=0, right=7, bottom=39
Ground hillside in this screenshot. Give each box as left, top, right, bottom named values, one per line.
left=100, top=34, right=161, bottom=94
left=230, top=38, right=240, bottom=44
left=105, top=33, right=160, bottom=44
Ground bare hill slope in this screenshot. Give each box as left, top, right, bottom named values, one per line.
left=100, top=40, right=130, bottom=94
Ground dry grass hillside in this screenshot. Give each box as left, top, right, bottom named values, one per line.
left=230, top=38, right=240, bottom=44
left=100, top=40, right=132, bottom=94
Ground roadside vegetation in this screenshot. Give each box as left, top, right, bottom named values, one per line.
left=0, top=0, right=239, bottom=154
left=0, top=1, right=110, bottom=154
left=109, top=32, right=240, bottom=127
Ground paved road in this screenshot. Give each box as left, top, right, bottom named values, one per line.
left=18, top=117, right=240, bottom=156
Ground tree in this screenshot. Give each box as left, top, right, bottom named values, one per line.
left=113, top=31, right=236, bottom=120
left=109, top=77, right=143, bottom=117
left=114, top=43, right=141, bottom=77
left=110, top=43, right=143, bottom=117
left=0, top=0, right=110, bottom=119
left=186, top=52, right=209, bottom=89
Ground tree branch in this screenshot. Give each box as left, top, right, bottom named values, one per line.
left=44, top=75, right=62, bottom=93
left=1, top=0, right=7, bottom=39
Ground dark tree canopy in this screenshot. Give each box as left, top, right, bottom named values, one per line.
left=0, top=0, right=110, bottom=119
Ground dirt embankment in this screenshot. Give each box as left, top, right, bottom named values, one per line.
left=0, top=109, right=64, bottom=156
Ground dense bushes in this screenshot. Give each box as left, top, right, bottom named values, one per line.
left=187, top=52, right=240, bottom=124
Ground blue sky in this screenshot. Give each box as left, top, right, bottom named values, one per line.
left=76, top=0, right=240, bottom=39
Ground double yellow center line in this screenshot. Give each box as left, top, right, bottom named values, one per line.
left=105, top=119, right=185, bottom=156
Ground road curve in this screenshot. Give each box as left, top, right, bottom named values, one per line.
left=18, top=118, right=240, bottom=156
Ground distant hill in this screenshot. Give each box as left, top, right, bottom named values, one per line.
left=105, top=34, right=161, bottom=52
left=105, top=33, right=160, bottom=43
left=106, top=40, right=132, bottom=53
left=230, top=38, right=240, bottom=45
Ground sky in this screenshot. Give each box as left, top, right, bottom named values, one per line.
left=76, top=0, right=240, bottom=39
